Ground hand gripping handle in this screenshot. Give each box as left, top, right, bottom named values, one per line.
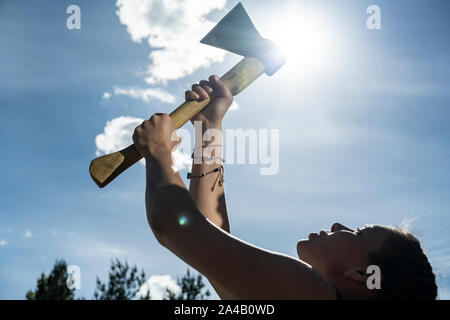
left=89, top=57, right=265, bottom=188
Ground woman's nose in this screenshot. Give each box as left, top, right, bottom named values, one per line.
left=331, top=223, right=352, bottom=232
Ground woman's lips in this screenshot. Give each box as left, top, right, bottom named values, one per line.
left=308, top=232, right=319, bottom=240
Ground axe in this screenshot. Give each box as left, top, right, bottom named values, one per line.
left=89, top=2, right=286, bottom=188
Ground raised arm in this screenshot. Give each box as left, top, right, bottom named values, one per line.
left=186, top=75, right=231, bottom=233
left=132, top=114, right=337, bottom=300
left=185, top=76, right=233, bottom=299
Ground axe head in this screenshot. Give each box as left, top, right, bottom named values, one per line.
left=201, top=2, right=286, bottom=76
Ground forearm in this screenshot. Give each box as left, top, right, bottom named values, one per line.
left=189, top=121, right=229, bottom=232
left=145, top=153, right=186, bottom=236
left=188, top=121, right=234, bottom=299
left=134, top=113, right=235, bottom=299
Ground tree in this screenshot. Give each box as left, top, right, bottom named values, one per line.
left=26, top=260, right=74, bottom=300
left=93, top=258, right=150, bottom=300
left=166, top=269, right=210, bottom=300
left=27, top=258, right=211, bottom=300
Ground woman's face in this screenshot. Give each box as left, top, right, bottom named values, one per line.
left=297, top=223, right=388, bottom=280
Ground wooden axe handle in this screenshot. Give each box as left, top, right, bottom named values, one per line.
left=89, top=57, right=265, bottom=188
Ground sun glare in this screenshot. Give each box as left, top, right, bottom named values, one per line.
left=263, top=6, right=336, bottom=72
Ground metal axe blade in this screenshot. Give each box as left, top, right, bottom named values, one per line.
left=200, top=2, right=287, bottom=76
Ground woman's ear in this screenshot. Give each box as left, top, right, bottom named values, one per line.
left=344, top=267, right=367, bottom=284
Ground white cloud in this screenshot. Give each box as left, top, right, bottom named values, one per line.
left=95, top=116, right=192, bottom=171
left=229, top=100, right=239, bottom=111
left=0, top=240, right=7, bottom=247
left=95, top=116, right=143, bottom=157
left=139, top=274, right=181, bottom=300
left=23, top=230, right=32, bottom=238
left=170, top=148, right=192, bottom=171
left=116, top=0, right=228, bottom=84
left=102, top=92, right=112, bottom=100
left=114, top=86, right=176, bottom=104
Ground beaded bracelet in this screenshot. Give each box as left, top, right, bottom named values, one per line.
left=187, top=165, right=224, bottom=191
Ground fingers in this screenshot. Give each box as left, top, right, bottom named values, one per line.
left=185, top=81, right=210, bottom=101
left=148, top=112, right=170, bottom=124
left=185, top=90, right=199, bottom=101
left=132, top=125, right=140, bottom=142
left=209, top=74, right=232, bottom=98
left=184, top=75, right=232, bottom=102
left=192, top=83, right=210, bottom=100
left=199, top=80, right=213, bottom=94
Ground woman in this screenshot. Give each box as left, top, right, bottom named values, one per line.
left=132, top=75, right=437, bottom=300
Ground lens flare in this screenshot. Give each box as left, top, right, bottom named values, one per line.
left=178, top=216, right=188, bottom=226
left=260, top=4, right=337, bottom=73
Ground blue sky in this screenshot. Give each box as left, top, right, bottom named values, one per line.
left=1, top=0, right=449, bottom=299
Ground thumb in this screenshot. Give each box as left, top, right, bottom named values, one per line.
left=175, top=135, right=182, bottom=147
left=171, top=131, right=182, bottom=146
left=209, top=75, right=232, bottom=99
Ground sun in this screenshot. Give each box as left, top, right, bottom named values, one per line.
left=262, top=5, right=336, bottom=72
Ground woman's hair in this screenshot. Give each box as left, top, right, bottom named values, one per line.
left=368, top=226, right=437, bottom=300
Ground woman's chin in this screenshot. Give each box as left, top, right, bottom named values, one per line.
left=297, top=237, right=319, bottom=264
left=296, top=239, right=309, bottom=258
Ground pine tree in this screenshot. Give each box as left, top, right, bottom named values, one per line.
left=93, top=258, right=150, bottom=300
left=26, top=260, right=74, bottom=300
left=166, top=269, right=210, bottom=300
